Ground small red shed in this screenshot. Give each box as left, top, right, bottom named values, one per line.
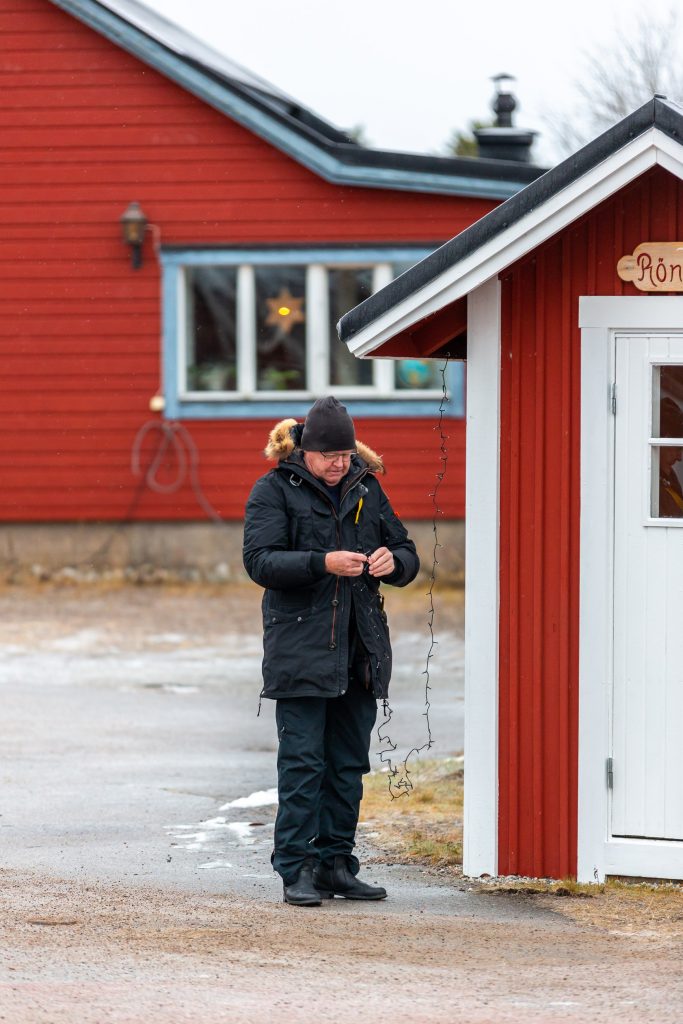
left=1, top=0, right=543, bottom=575
left=340, top=97, right=683, bottom=882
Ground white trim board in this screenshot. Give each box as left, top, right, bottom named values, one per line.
left=463, top=277, right=501, bottom=877
left=349, top=128, right=683, bottom=360
left=578, top=295, right=683, bottom=883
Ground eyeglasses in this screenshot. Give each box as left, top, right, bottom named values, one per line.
left=320, top=450, right=356, bottom=462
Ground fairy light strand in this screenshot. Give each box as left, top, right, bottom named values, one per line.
left=377, top=355, right=450, bottom=799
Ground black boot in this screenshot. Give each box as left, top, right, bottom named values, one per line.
left=282, top=857, right=322, bottom=906
left=313, top=856, right=387, bottom=900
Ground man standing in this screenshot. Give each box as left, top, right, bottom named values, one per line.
left=243, top=397, right=419, bottom=906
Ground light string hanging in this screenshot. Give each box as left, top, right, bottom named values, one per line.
left=376, top=355, right=450, bottom=798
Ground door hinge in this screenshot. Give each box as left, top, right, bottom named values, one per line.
left=606, top=757, right=614, bottom=789
left=610, top=383, right=617, bottom=415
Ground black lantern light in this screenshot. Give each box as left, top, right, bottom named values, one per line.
left=120, top=201, right=148, bottom=269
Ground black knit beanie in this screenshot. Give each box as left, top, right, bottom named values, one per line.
left=300, top=396, right=355, bottom=452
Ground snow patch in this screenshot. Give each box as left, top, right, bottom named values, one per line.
left=149, top=633, right=188, bottom=644
left=52, top=629, right=104, bottom=651
left=220, top=787, right=278, bottom=810
left=227, top=822, right=257, bottom=844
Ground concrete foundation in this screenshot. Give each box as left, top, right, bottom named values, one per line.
left=0, top=521, right=465, bottom=586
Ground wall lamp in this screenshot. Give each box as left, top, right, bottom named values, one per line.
left=120, top=201, right=148, bottom=269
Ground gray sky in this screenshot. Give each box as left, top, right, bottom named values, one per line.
left=139, top=0, right=666, bottom=165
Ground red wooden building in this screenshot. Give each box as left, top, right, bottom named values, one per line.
left=1, top=0, right=543, bottom=575
left=340, top=97, right=683, bottom=882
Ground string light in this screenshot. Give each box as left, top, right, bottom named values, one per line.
left=376, top=355, right=450, bottom=799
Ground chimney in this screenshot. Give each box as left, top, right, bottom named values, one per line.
left=474, top=74, right=537, bottom=163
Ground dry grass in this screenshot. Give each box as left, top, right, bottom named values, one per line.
left=360, top=756, right=683, bottom=936
left=359, top=756, right=464, bottom=869
left=536, top=879, right=683, bottom=936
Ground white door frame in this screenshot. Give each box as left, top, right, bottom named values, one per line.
left=578, top=296, right=683, bottom=882
left=463, top=276, right=501, bottom=878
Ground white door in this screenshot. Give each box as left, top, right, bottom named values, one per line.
left=612, top=334, right=683, bottom=841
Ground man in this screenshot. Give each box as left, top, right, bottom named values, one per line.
left=243, top=396, right=419, bottom=906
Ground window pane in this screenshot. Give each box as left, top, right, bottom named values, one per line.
left=255, top=266, right=306, bottom=391
left=652, top=445, right=683, bottom=518
left=328, top=268, right=373, bottom=387
left=186, top=267, right=237, bottom=391
left=394, top=359, right=442, bottom=390
left=653, top=365, right=683, bottom=437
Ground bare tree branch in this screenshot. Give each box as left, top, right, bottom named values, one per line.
left=544, top=6, right=683, bottom=157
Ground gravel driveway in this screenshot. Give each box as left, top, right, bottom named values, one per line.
left=1, top=584, right=681, bottom=1023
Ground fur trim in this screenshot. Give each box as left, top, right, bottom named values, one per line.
left=264, top=418, right=298, bottom=461
left=356, top=440, right=385, bottom=475
left=264, top=419, right=385, bottom=474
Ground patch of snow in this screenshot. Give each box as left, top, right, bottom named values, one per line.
left=220, top=787, right=278, bottom=810
left=149, top=633, right=188, bottom=644
left=199, top=860, right=234, bottom=870
left=52, top=629, right=104, bottom=651
left=227, top=822, right=257, bottom=844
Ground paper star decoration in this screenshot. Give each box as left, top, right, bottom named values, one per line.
left=264, top=288, right=305, bottom=334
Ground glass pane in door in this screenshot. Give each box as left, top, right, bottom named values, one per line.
left=651, top=365, right=683, bottom=518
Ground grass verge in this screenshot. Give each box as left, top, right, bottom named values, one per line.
left=359, top=756, right=463, bottom=870
left=360, top=756, right=683, bottom=936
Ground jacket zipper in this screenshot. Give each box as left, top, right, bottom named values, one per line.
left=329, top=515, right=341, bottom=654
left=282, top=461, right=369, bottom=693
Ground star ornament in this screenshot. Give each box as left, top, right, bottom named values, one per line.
left=264, top=288, right=305, bottom=335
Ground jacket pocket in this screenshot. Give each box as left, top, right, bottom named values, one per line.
left=264, top=589, right=313, bottom=622
left=311, top=501, right=336, bottom=548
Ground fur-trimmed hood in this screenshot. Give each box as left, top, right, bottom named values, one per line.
left=264, top=418, right=385, bottom=474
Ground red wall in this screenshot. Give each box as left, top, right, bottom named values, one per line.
left=497, top=166, right=683, bottom=878
left=0, top=0, right=486, bottom=522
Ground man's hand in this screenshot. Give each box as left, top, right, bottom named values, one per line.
left=325, top=551, right=368, bottom=576
left=367, top=546, right=395, bottom=578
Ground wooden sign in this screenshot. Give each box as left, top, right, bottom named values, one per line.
left=617, top=242, right=683, bottom=291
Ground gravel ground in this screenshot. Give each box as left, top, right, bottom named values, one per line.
left=2, top=583, right=682, bottom=1023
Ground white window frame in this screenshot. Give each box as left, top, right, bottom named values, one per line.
left=173, top=252, right=444, bottom=402
left=647, top=359, right=683, bottom=526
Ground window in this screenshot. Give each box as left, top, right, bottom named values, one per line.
left=162, top=247, right=464, bottom=419
left=651, top=365, right=683, bottom=519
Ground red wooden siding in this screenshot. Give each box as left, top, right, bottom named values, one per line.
left=0, top=0, right=489, bottom=522
left=498, top=166, right=683, bottom=878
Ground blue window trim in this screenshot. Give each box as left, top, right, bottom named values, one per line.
left=161, top=247, right=465, bottom=421
left=160, top=246, right=437, bottom=268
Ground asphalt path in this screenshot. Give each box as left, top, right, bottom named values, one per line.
left=1, top=583, right=463, bottom=900
left=3, top=586, right=681, bottom=1023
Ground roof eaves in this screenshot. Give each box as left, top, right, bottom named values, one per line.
left=49, top=0, right=546, bottom=200
left=339, top=97, right=680, bottom=343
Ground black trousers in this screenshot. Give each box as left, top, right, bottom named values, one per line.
left=272, top=676, right=378, bottom=886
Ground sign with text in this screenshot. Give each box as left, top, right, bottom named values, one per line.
left=617, top=243, right=683, bottom=291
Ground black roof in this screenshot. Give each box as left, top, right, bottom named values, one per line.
left=51, top=0, right=547, bottom=199
left=339, top=96, right=683, bottom=343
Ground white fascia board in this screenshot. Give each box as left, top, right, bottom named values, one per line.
left=348, top=128, right=679, bottom=359
left=654, top=131, right=683, bottom=177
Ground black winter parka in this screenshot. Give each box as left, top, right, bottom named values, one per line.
left=243, top=420, right=419, bottom=700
